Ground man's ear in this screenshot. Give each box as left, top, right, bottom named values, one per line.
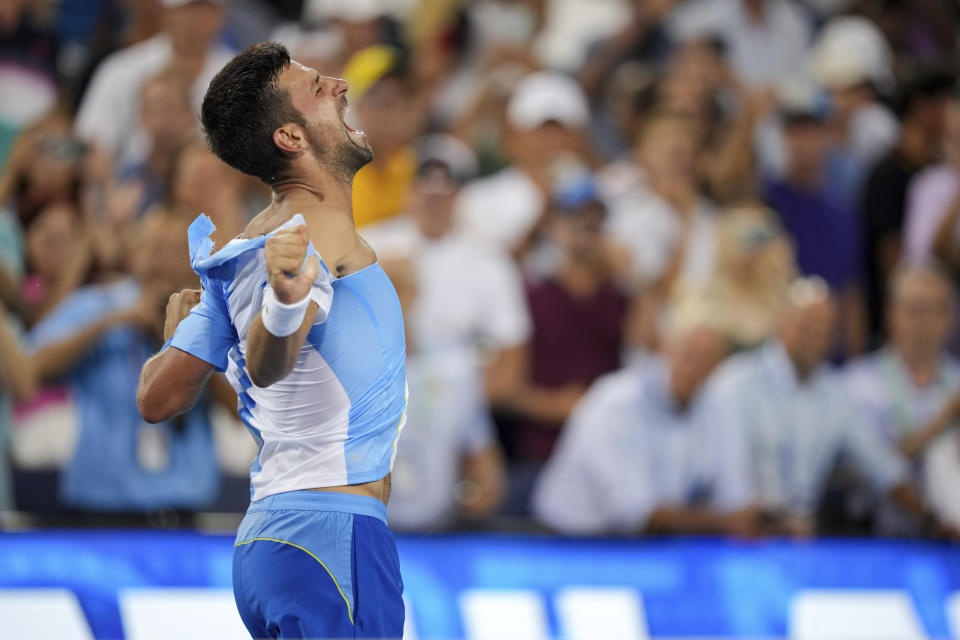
left=273, top=124, right=306, bottom=156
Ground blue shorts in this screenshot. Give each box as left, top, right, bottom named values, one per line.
left=232, top=490, right=404, bottom=639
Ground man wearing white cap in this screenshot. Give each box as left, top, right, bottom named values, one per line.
left=75, top=0, right=233, bottom=169
left=454, top=70, right=590, bottom=255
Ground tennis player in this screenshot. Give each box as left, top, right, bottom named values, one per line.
left=137, top=42, right=407, bottom=639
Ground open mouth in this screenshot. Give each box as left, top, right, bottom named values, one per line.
left=341, top=104, right=363, bottom=136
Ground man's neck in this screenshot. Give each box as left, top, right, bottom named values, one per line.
left=896, top=345, right=940, bottom=388
left=557, top=260, right=603, bottom=298
left=271, top=169, right=354, bottom=220
left=782, top=345, right=816, bottom=383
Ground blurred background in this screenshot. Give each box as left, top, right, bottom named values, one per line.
left=1, top=0, right=960, bottom=638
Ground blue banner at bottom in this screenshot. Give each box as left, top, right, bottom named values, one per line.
left=0, top=531, right=959, bottom=639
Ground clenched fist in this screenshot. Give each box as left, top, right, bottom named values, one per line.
left=264, top=224, right=320, bottom=304
left=164, top=289, right=202, bottom=342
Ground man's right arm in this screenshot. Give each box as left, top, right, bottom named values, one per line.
left=245, top=224, right=330, bottom=388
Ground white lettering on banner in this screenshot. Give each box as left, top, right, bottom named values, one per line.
left=0, top=588, right=93, bottom=640
left=555, top=587, right=650, bottom=640
left=460, top=589, right=550, bottom=640
left=1, top=585, right=956, bottom=638
left=789, top=590, right=927, bottom=639
left=119, top=589, right=249, bottom=640
left=945, top=592, right=960, bottom=639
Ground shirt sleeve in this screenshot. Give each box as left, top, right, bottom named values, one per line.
left=169, top=280, right=237, bottom=371
left=840, top=399, right=909, bottom=493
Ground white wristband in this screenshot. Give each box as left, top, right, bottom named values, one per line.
left=261, top=288, right=310, bottom=337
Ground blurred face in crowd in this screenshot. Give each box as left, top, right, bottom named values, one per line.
left=336, top=16, right=385, bottom=60
left=717, top=206, right=793, bottom=290
left=26, top=202, right=81, bottom=283
left=665, top=326, right=729, bottom=409
left=778, top=287, right=837, bottom=377
left=127, top=213, right=194, bottom=298
left=636, top=114, right=697, bottom=182
left=140, top=73, right=195, bottom=150
left=354, top=76, right=419, bottom=155
left=552, top=200, right=608, bottom=270
left=16, top=116, right=84, bottom=214
left=829, top=82, right=873, bottom=123
left=888, top=267, right=953, bottom=364
left=408, top=164, right=458, bottom=240
left=171, top=144, right=241, bottom=212
left=509, top=121, right=582, bottom=171
left=943, top=100, right=960, bottom=167
left=783, top=118, right=831, bottom=182
left=164, top=1, right=223, bottom=57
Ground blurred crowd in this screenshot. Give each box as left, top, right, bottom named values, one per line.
left=1, top=0, right=960, bottom=539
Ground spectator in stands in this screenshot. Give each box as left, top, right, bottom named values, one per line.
left=74, top=0, right=232, bottom=170
left=764, top=91, right=865, bottom=356
left=455, top=70, right=590, bottom=255
left=381, top=255, right=504, bottom=532
left=362, top=134, right=531, bottom=405
left=24, top=211, right=219, bottom=514
left=115, top=68, right=197, bottom=217
left=0, top=305, right=34, bottom=511
left=808, top=16, right=899, bottom=169
left=0, top=0, right=58, bottom=166
left=21, top=200, right=93, bottom=325
left=905, top=92, right=960, bottom=267
left=706, top=277, right=923, bottom=536
left=345, top=46, right=423, bottom=228
left=502, top=177, right=627, bottom=476
left=168, top=140, right=245, bottom=249
left=846, top=263, right=960, bottom=535
left=605, top=110, right=717, bottom=348
left=666, top=0, right=812, bottom=89
left=532, top=325, right=759, bottom=536
left=672, top=204, right=794, bottom=349
left=861, top=70, right=956, bottom=341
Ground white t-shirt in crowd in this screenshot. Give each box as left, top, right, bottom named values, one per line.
left=532, top=358, right=752, bottom=535
left=605, top=187, right=716, bottom=288
left=75, top=34, right=234, bottom=165
left=453, top=167, right=544, bottom=254
left=388, top=346, right=496, bottom=531
left=362, top=216, right=532, bottom=354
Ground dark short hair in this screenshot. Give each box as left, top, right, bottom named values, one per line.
left=200, top=42, right=304, bottom=184
left=894, top=67, right=957, bottom=119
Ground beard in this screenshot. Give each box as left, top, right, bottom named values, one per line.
left=306, top=124, right=373, bottom=185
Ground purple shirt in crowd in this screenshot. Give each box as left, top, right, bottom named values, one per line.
left=764, top=178, right=861, bottom=291
left=513, top=277, right=626, bottom=462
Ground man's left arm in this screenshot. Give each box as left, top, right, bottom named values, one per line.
left=842, top=402, right=925, bottom=517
